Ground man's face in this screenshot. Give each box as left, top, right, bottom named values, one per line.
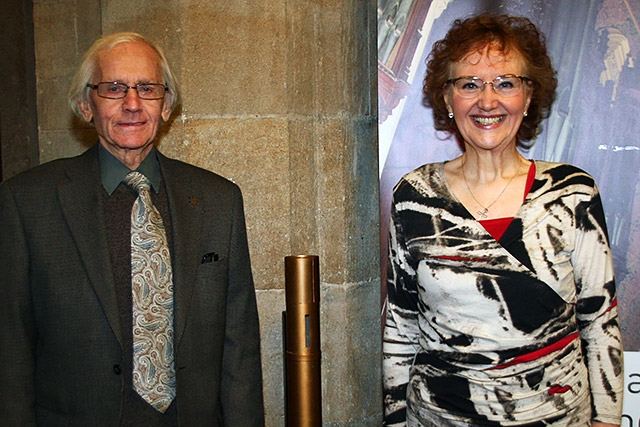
left=80, top=41, right=171, bottom=166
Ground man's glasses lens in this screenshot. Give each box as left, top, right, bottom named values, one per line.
left=89, top=82, right=167, bottom=100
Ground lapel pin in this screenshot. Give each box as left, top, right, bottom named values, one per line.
left=189, top=197, right=199, bottom=207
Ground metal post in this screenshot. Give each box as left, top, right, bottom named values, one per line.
left=284, top=255, right=322, bottom=426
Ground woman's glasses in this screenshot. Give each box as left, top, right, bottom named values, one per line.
left=446, top=74, right=531, bottom=98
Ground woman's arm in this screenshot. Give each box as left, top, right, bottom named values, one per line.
left=572, top=183, right=624, bottom=426
left=383, top=197, right=421, bottom=426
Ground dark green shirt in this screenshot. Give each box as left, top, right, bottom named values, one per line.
left=99, top=144, right=162, bottom=194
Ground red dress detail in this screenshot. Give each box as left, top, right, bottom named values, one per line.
left=480, top=162, right=536, bottom=240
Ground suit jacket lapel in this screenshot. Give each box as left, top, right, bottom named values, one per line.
left=158, top=153, right=203, bottom=348
left=57, top=146, right=123, bottom=347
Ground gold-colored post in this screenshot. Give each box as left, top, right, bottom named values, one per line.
left=284, top=255, right=322, bottom=426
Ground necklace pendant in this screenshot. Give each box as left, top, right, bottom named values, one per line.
left=477, top=208, right=488, bottom=219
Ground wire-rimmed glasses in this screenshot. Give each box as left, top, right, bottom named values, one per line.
left=446, top=74, right=531, bottom=98
left=87, top=82, right=168, bottom=100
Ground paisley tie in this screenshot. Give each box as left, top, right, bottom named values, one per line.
left=125, top=171, right=176, bottom=413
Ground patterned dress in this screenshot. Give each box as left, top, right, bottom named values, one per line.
left=383, top=161, right=623, bottom=426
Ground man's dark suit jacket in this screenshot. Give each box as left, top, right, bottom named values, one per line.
left=0, top=144, right=264, bottom=426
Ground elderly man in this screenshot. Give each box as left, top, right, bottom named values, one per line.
left=0, top=32, right=264, bottom=426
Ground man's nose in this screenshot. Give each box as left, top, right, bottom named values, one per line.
left=122, top=87, right=143, bottom=109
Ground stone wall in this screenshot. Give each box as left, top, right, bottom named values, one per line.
left=32, top=0, right=381, bottom=425
left=0, top=0, right=39, bottom=180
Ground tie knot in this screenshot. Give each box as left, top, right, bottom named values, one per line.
left=125, top=171, right=151, bottom=194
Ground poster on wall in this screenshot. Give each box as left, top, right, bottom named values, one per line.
left=378, top=0, right=639, bottom=423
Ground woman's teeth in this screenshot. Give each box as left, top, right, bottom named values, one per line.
left=474, top=116, right=504, bottom=125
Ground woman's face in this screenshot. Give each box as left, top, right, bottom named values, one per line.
left=444, top=47, right=532, bottom=153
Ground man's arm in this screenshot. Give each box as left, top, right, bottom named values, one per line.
left=219, top=188, right=264, bottom=426
left=0, top=182, right=38, bottom=425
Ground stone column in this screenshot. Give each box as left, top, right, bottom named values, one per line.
left=1, top=0, right=39, bottom=180
left=283, top=2, right=381, bottom=424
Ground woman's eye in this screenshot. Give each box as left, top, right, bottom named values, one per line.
left=461, top=81, right=480, bottom=90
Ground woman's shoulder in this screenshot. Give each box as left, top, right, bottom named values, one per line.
left=529, top=161, right=600, bottom=204
left=401, top=161, right=445, bottom=181
left=393, top=162, right=447, bottom=199
left=533, top=160, right=592, bottom=176
left=533, top=160, right=596, bottom=184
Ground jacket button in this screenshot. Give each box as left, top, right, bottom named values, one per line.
left=113, top=365, right=122, bottom=375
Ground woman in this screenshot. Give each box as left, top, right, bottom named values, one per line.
left=383, top=14, right=623, bottom=427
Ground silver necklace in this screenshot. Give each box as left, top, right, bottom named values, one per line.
left=462, top=162, right=520, bottom=219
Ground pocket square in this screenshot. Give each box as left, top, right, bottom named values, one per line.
left=201, top=252, right=219, bottom=263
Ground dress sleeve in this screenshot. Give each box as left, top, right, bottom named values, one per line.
left=572, top=183, right=624, bottom=425
left=383, top=195, right=421, bottom=426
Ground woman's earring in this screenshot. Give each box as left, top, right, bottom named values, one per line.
left=523, top=111, right=528, bottom=117
left=448, top=112, right=454, bottom=119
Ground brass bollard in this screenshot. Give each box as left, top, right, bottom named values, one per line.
left=284, top=255, right=322, bottom=426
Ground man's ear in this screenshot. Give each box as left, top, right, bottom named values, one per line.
left=78, top=101, right=94, bottom=123
left=161, top=103, right=172, bottom=122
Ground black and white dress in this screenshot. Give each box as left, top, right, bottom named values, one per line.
left=383, top=161, right=623, bottom=426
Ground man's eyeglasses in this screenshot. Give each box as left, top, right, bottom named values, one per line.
left=86, top=82, right=168, bottom=100
left=445, top=74, right=531, bottom=98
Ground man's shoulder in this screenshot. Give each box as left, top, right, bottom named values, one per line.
left=158, top=153, right=241, bottom=192
left=1, top=147, right=96, bottom=191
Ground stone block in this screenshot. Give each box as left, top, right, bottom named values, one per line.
left=36, top=76, right=76, bottom=131
left=256, top=288, right=286, bottom=427
left=160, top=116, right=290, bottom=289
left=38, top=129, right=91, bottom=164
left=178, top=1, right=287, bottom=116
left=33, top=1, right=81, bottom=79
left=320, top=279, right=382, bottom=425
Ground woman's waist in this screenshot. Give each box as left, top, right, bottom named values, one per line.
left=408, top=333, right=590, bottom=424
left=414, top=331, right=580, bottom=374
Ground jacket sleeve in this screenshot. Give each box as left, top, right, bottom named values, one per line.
left=0, top=181, right=38, bottom=426
left=383, top=196, right=420, bottom=427
left=572, top=183, right=624, bottom=425
left=219, top=187, right=265, bottom=426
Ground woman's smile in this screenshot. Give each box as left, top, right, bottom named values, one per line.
left=472, top=114, right=505, bottom=126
